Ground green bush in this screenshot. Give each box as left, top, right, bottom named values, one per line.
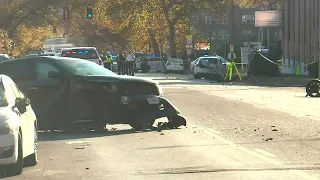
left=307, top=61, right=319, bottom=78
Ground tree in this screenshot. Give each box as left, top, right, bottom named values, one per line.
left=105, top=0, right=231, bottom=57
left=235, top=0, right=281, bottom=9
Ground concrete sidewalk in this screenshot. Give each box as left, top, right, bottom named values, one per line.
left=136, top=72, right=314, bottom=87
left=235, top=75, right=313, bottom=87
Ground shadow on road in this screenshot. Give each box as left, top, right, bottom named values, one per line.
left=38, top=127, right=181, bottom=142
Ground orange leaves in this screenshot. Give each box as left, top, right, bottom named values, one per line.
left=14, top=24, right=54, bottom=56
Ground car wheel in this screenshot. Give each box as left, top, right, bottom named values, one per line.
left=194, top=74, right=201, bottom=79
left=24, top=125, right=38, bottom=166
left=6, top=133, right=23, bottom=176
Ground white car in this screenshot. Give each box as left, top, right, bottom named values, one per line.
left=164, top=58, right=185, bottom=74
left=190, top=59, right=200, bottom=73
left=193, top=55, right=230, bottom=81
left=0, top=75, right=38, bottom=176
left=60, top=47, right=104, bottom=66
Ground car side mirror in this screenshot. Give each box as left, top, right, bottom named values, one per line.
left=15, top=97, right=30, bottom=114
left=48, top=71, right=63, bottom=79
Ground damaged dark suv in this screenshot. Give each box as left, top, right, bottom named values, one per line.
left=0, top=56, right=186, bottom=131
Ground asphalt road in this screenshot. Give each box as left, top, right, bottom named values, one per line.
left=1, top=73, right=320, bottom=180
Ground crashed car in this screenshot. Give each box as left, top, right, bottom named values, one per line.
left=0, top=56, right=186, bottom=131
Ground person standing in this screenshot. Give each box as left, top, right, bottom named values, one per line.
left=104, top=55, right=113, bottom=70
left=117, top=52, right=125, bottom=75
left=126, top=52, right=135, bottom=76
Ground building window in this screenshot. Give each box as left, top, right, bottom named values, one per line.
left=218, top=16, right=228, bottom=24
left=204, top=15, right=212, bottom=24
left=218, top=30, right=229, bottom=40
left=242, top=15, right=255, bottom=24
left=241, top=30, right=253, bottom=40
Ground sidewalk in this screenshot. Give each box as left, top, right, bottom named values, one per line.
left=234, top=75, right=314, bottom=87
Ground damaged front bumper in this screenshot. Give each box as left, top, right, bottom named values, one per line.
left=114, top=95, right=186, bottom=127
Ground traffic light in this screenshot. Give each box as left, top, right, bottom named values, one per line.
left=87, top=7, right=93, bottom=18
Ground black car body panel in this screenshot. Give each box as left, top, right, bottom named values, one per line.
left=0, top=57, right=186, bottom=130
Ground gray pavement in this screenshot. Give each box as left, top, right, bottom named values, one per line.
left=1, top=73, right=320, bottom=180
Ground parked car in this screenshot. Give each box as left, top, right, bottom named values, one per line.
left=0, top=57, right=186, bottom=131
left=164, top=58, right=185, bottom=74
left=0, top=74, right=38, bottom=176
left=140, top=57, right=164, bottom=73
left=190, top=59, right=200, bottom=73
left=60, top=47, right=104, bottom=66
left=0, top=54, right=11, bottom=62
left=193, top=55, right=229, bottom=81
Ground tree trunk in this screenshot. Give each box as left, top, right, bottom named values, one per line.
left=168, top=22, right=177, bottom=58
left=148, top=29, right=160, bottom=57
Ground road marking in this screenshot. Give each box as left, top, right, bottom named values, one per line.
left=254, top=148, right=276, bottom=157
left=187, top=122, right=319, bottom=180
left=206, top=128, right=222, bottom=134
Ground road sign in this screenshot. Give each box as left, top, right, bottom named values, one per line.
left=186, top=35, right=192, bottom=45
left=230, top=44, right=234, bottom=53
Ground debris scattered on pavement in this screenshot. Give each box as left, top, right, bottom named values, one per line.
left=270, top=126, right=275, bottom=128
left=263, top=138, right=273, bottom=141
left=86, top=168, right=89, bottom=170
left=160, top=133, right=165, bottom=135
left=75, top=147, right=85, bottom=150
left=194, top=131, right=196, bottom=133
left=272, top=129, right=278, bottom=131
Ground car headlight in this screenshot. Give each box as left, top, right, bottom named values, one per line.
left=0, top=120, right=18, bottom=135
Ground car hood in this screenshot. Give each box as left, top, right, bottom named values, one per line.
left=78, top=75, right=157, bottom=85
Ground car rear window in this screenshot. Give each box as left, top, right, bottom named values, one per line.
left=61, top=49, right=99, bottom=59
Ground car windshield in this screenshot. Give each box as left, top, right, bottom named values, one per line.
left=200, top=57, right=220, bottom=63
left=61, top=49, right=99, bottom=59
left=57, top=59, right=117, bottom=76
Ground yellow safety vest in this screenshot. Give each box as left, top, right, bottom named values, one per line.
left=104, top=56, right=112, bottom=63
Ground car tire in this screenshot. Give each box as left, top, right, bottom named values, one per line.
left=24, top=125, right=38, bottom=166
left=194, top=74, right=201, bottom=79
left=6, top=133, right=23, bottom=176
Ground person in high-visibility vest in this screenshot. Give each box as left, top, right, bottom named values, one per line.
left=104, top=55, right=112, bottom=70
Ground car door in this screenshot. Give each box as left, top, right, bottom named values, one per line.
left=1, top=77, right=30, bottom=156
left=7, top=77, right=35, bottom=156
left=27, top=60, right=69, bottom=128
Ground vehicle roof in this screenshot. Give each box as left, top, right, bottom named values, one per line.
left=0, top=56, right=82, bottom=65
left=199, top=56, right=221, bottom=59
left=61, top=47, right=97, bottom=50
